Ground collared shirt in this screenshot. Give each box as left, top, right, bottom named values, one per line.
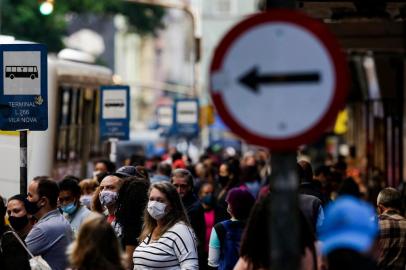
left=25, top=209, right=73, bottom=270
left=377, top=209, right=406, bottom=270
left=63, top=205, right=91, bottom=234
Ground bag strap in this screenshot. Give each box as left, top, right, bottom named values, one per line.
left=3, top=230, right=35, bottom=258
left=214, top=220, right=230, bottom=250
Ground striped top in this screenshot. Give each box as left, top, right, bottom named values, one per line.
left=133, top=222, right=199, bottom=270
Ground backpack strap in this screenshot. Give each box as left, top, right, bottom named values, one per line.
left=214, top=220, right=231, bottom=250
left=2, top=230, right=34, bottom=258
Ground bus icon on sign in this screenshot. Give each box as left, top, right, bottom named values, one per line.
left=5, top=66, right=38, bottom=80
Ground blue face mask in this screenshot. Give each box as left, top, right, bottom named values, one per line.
left=61, top=202, right=77, bottom=215
left=202, top=194, right=215, bottom=207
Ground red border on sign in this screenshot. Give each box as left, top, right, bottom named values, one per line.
left=209, top=9, right=348, bottom=151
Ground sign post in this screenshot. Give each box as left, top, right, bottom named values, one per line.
left=174, top=98, right=199, bottom=138
left=100, top=85, right=130, bottom=164
left=100, top=85, right=130, bottom=141
left=0, top=44, right=48, bottom=194
left=157, top=105, right=174, bottom=136
left=19, top=129, right=28, bottom=194
left=209, top=10, right=348, bottom=270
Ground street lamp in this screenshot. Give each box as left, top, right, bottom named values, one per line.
left=39, top=0, right=54, bottom=15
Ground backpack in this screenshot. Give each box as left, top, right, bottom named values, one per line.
left=215, top=220, right=244, bottom=270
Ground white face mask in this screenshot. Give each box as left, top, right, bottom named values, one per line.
left=147, top=201, right=167, bottom=220
left=99, top=190, right=118, bottom=206
left=80, top=195, right=93, bottom=208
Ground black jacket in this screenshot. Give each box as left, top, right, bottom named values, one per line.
left=299, top=180, right=329, bottom=206
left=0, top=228, right=30, bottom=270
left=182, top=193, right=206, bottom=269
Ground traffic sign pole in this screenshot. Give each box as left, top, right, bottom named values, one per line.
left=261, top=4, right=299, bottom=270
left=19, top=129, right=28, bottom=194
left=269, top=152, right=300, bottom=270
left=209, top=6, right=348, bottom=270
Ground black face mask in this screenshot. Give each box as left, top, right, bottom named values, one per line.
left=26, top=199, right=42, bottom=215
left=218, top=176, right=229, bottom=187
left=8, top=215, right=29, bottom=231
left=201, top=194, right=215, bottom=209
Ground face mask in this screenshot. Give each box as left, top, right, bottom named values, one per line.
left=202, top=194, right=215, bottom=207
left=218, top=176, right=229, bottom=187
left=80, top=195, right=92, bottom=208
left=93, top=170, right=101, bottom=178
left=61, top=202, right=77, bottom=215
left=26, top=199, right=42, bottom=215
left=147, top=201, right=167, bottom=220
left=8, top=215, right=29, bottom=231
left=99, top=190, right=118, bottom=206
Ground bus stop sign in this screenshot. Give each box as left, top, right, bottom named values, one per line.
left=0, top=44, right=48, bottom=131
left=100, top=85, right=130, bottom=141
left=210, top=10, right=348, bottom=150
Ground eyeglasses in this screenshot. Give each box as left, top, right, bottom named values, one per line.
left=173, top=183, right=189, bottom=190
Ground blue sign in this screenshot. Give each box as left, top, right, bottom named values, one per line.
left=174, top=98, right=199, bottom=138
left=0, top=44, right=48, bottom=131
left=100, top=85, right=130, bottom=141
left=156, top=105, right=174, bottom=136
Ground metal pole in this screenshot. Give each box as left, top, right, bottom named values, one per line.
left=258, top=2, right=299, bottom=270
left=20, top=130, right=28, bottom=194
left=109, top=138, right=119, bottom=163
left=269, top=152, right=300, bottom=270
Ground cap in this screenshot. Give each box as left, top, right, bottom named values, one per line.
left=114, top=166, right=138, bottom=178
left=173, top=159, right=186, bottom=169
left=318, top=195, right=378, bottom=255
left=226, top=187, right=255, bottom=220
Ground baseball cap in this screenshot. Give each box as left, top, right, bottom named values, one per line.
left=318, top=195, right=378, bottom=255
left=113, top=166, right=138, bottom=178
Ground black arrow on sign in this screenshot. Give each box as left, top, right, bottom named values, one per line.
left=239, top=66, right=321, bottom=93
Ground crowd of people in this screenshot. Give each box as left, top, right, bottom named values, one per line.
left=0, top=147, right=405, bottom=270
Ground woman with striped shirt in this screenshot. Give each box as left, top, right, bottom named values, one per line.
left=133, top=182, right=199, bottom=270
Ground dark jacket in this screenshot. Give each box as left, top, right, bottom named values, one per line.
left=183, top=193, right=206, bottom=269
left=299, top=180, right=328, bottom=206
left=328, top=249, right=378, bottom=270
left=299, top=194, right=322, bottom=233
left=0, top=227, right=30, bottom=270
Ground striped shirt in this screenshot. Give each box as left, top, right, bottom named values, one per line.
left=133, top=222, right=199, bottom=270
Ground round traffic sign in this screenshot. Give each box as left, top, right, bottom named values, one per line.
left=210, top=10, right=348, bottom=150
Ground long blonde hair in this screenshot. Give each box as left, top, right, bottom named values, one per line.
left=139, top=182, right=190, bottom=241
left=68, top=213, right=124, bottom=270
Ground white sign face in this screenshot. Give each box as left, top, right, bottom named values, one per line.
left=176, top=101, right=198, bottom=124
left=212, top=22, right=335, bottom=139
left=3, top=51, right=41, bottom=95
left=102, top=90, right=127, bottom=119
left=157, top=106, right=173, bottom=126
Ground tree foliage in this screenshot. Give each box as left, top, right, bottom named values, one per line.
left=1, top=0, right=165, bottom=52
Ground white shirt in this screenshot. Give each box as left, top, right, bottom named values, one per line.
left=133, top=222, right=199, bottom=270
